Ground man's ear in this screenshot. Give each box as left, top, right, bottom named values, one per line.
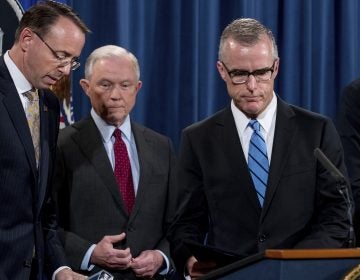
left=20, top=28, right=33, bottom=51
left=272, top=58, right=280, bottom=80
left=79, top=79, right=90, bottom=97
left=136, top=80, right=142, bottom=92
left=216, top=61, right=227, bottom=81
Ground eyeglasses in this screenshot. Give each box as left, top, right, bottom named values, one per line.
left=33, top=31, right=80, bottom=71
left=221, top=60, right=276, bottom=84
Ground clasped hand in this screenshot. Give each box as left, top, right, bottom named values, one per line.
left=90, top=232, right=164, bottom=278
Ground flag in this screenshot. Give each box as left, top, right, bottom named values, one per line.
left=0, top=0, right=23, bottom=55
left=59, top=96, right=75, bottom=129
left=51, top=75, right=74, bottom=128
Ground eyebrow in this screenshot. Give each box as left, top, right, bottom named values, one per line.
left=232, top=66, right=272, bottom=72
left=57, top=51, right=74, bottom=58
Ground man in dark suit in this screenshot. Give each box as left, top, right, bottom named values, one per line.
left=337, top=78, right=360, bottom=245
left=0, top=1, right=89, bottom=279
left=52, top=45, right=178, bottom=279
left=168, top=18, right=353, bottom=278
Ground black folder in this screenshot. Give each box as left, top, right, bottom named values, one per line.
left=184, top=240, right=244, bottom=266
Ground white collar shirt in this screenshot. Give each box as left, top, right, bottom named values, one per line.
left=231, top=93, right=277, bottom=163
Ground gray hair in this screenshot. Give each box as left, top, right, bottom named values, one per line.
left=84, top=45, right=140, bottom=80
left=218, top=18, right=278, bottom=61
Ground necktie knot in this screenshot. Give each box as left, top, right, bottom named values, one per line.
left=249, top=119, right=261, bottom=132
left=23, top=89, right=39, bottom=102
left=113, top=128, right=122, bottom=139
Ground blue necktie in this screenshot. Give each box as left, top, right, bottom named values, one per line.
left=248, top=119, right=269, bottom=207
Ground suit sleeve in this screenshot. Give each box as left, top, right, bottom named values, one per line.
left=43, top=92, right=69, bottom=275
left=295, top=118, right=354, bottom=248
left=52, top=145, right=94, bottom=270
left=43, top=190, right=70, bottom=274
left=167, top=130, right=209, bottom=272
left=337, top=81, right=360, bottom=244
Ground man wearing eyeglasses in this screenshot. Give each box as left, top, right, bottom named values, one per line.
left=168, top=18, right=353, bottom=278
left=0, top=1, right=90, bottom=279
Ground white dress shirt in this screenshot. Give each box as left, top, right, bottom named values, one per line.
left=231, top=93, right=277, bottom=163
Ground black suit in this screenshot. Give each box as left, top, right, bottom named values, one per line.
left=169, top=96, right=352, bottom=271
left=0, top=56, right=67, bottom=279
left=53, top=117, right=178, bottom=279
left=337, top=78, right=360, bottom=245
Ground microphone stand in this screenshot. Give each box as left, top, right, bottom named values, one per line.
left=334, top=176, right=355, bottom=248
left=314, top=148, right=355, bottom=248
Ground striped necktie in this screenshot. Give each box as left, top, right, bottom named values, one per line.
left=248, top=119, right=269, bottom=207
left=23, top=89, right=40, bottom=166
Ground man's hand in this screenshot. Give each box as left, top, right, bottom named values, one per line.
left=55, top=268, right=87, bottom=280
left=186, top=256, right=217, bottom=279
left=131, top=250, right=164, bottom=278
left=90, top=232, right=132, bottom=270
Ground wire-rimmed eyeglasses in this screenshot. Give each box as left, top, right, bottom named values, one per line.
left=33, top=31, right=80, bottom=71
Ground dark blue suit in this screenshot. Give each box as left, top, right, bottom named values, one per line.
left=337, top=78, right=360, bottom=245
left=0, top=56, right=67, bottom=279
left=169, top=97, right=353, bottom=271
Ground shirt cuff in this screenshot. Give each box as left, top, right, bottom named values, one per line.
left=52, top=266, right=71, bottom=280
left=156, top=249, right=170, bottom=275
left=80, top=244, right=96, bottom=271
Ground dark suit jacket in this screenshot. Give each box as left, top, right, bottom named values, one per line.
left=337, top=78, right=360, bottom=245
left=53, top=117, right=178, bottom=279
left=169, top=97, right=353, bottom=271
left=0, top=56, right=67, bottom=279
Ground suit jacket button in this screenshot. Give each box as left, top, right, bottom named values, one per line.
left=23, top=259, right=32, bottom=268
left=259, top=234, right=267, bottom=242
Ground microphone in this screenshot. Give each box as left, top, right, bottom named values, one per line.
left=313, top=148, right=346, bottom=182
left=313, top=148, right=354, bottom=247
left=87, top=270, right=114, bottom=280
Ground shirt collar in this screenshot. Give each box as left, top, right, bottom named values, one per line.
left=231, top=92, right=277, bottom=134
left=4, top=51, right=33, bottom=94
left=91, top=108, right=132, bottom=143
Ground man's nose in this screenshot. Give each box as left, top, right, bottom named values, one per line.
left=58, top=63, right=72, bottom=75
left=246, top=74, right=257, bottom=90
left=110, top=86, right=124, bottom=99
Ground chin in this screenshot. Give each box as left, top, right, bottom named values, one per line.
left=245, top=109, right=264, bottom=118
left=107, top=115, right=126, bottom=126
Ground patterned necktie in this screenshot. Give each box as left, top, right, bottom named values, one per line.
left=113, top=129, right=135, bottom=214
left=248, top=119, right=269, bottom=207
left=23, top=89, right=40, bottom=165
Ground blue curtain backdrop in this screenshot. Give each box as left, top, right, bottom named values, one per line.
left=18, top=0, right=360, bottom=148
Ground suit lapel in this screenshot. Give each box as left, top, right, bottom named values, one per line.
left=129, top=123, right=152, bottom=220
left=0, top=60, right=38, bottom=176
left=72, top=118, right=127, bottom=213
left=219, top=108, right=262, bottom=214
left=261, top=98, right=296, bottom=218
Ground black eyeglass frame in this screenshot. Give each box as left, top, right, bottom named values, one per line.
left=221, top=60, right=277, bottom=84
left=33, top=31, right=80, bottom=71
